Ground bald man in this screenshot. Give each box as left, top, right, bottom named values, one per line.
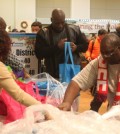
left=58, top=33, right=120, bottom=111
left=35, top=8, right=88, bottom=79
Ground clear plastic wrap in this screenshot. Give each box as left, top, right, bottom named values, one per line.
left=101, top=105, right=120, bottom=120
left=25, top=73, right=68, bottom=107
left=25, top=73, right=78, bottom=110
left=25, top=73, right=64, bottom=95
left=1, top=73, right=120, bottom=133
left=1, top=104, right=120, bottom=134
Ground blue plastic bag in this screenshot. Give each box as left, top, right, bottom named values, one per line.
left=59, top=42, right=80, bottom=83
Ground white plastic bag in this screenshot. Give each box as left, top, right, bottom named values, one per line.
left=1, top=104, right=120, bottom=134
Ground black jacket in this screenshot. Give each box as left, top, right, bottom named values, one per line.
left=35, top=24, right=88, bottom=78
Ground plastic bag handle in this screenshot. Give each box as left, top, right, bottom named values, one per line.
left=64, top=42, right=75, bottom=75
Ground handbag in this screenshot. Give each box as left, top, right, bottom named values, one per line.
left=0, top=80, right=46, bottom=124
left=59, top=42, right=80, bottom=83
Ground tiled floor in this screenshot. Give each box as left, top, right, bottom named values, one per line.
left=78, top=91, right=108, bottom=115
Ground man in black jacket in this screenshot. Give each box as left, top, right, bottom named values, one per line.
left=35, top=8, right=88, bottom=79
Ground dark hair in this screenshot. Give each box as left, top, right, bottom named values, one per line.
left=0, top=17, right=7, bottom=30
left=20, top=30, right=26, bottom=33
left=115, top=23, right=120, bottom=37
left=98, top=29, right=107, bottom=36
left=116, top=23, right=120, bottom=33
left=31, top=21, right=42, bottom=28
left=12, top=28, right=18, bottom=32
left=0, top=30, right=11, bottom=61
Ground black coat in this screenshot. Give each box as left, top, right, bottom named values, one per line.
left=35, top=24, right=88, bottom=78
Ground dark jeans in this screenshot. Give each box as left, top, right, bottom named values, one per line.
left=90, top=85, right=96, bottom=96
left=90, top=94, right=103, bottom=112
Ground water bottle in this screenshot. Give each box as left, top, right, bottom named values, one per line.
left=40, top=58, right=46, bottom=73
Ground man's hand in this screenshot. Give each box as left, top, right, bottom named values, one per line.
left=58, top=102, right=71, bottom=111
left=70, top=42, right=77, bottom=52
left=58, top=38, right=67, bottom=49
left=87, top=57, right=92, bottom=62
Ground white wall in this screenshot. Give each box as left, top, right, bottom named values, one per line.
left=36, top=0, right=90, bottom=24
left=91, top=0, right=120, bottom=19
left=1, top=0, right=120, bottom=30
left=0, top=0, right=15, bottom=30
left=70, top=0, right=90, bottom=19
left=36, top=0, right=90, bottom=20
left=0, top=0, right=36, bottom=32
left=36, top=0, right=71, bottom=18
left=15, top=0, right=36, bottom=32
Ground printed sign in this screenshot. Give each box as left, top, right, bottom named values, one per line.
left=75, top=19, right=120, bottom=33
left=9, top=33, right=38, bottom=75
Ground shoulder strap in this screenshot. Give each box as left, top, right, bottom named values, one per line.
left=90, top=39, right=95, bottom=56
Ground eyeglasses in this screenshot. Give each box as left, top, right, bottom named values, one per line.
left=102, top=47, right=119, bottom=58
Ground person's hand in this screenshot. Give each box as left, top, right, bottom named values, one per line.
left=70, top=42, right=77, bottom=52
left=44, top=110, right=53, bottom=120
left=87, top=57, right=92, bottom=62
left=58, top=102, right=71, bottom=111
left=58, top=38, right=67, bottom=49
left=34, top=110, right=53, bottom=123
left=23, top=68, right=31, bottom=78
